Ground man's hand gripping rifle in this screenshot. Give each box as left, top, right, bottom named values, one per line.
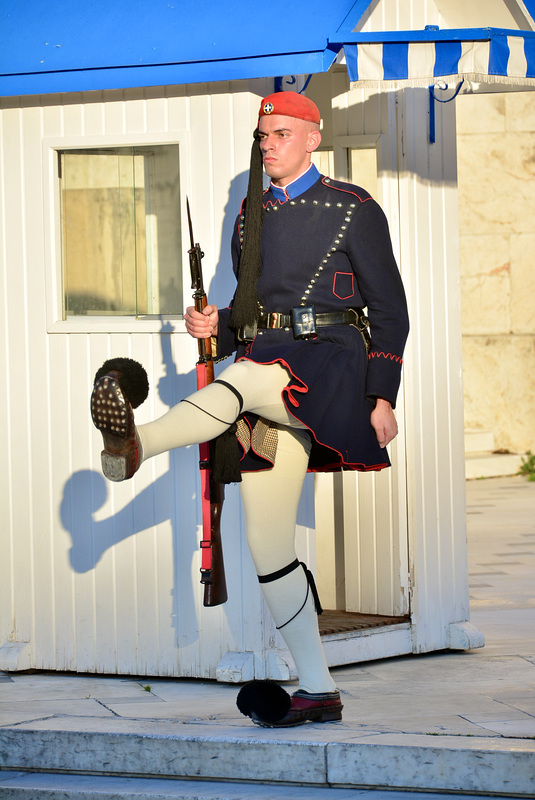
left=187, top=198, right=228, bottom=607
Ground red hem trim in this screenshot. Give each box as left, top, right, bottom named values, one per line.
left=236, top=354, right=386, bottom=472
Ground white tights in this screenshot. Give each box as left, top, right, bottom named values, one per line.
left=137, top=360, right=335, bottom=693
left=137, top=360, right=304, bottom=458
left=239, top=425, right=335, bottom=693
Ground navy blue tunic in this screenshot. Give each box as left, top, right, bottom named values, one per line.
left=217, top=165, right=409, bottom=473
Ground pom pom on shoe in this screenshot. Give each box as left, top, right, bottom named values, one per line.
left=94, top=357, right=149, bottom=409
left=236, top=680, right=292, bottom=724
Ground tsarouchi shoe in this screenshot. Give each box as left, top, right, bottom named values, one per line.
left=90, top=358, right=148, bottom=482
left=236, top=680, right=343, bottom=728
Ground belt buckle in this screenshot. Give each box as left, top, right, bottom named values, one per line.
left=349, top=307, right=371, bottom=352
left=291, top=305, right=317, bottom=339
left=238, top=321, right=258, bottom=342
left=267, top=312, right=282, bottom=329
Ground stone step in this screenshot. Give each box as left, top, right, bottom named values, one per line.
left=465, top=452, right=523, bottom=480
left=464, top=428, right=525, bottom=479
left=464, top=428, right=495, bottom=454
left=0, top=772, right=519, bottom=800
left=0, top=724, right=534, bottom=797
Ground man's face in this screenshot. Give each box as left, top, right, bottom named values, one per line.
left=257, top=114, right=321, bottom=187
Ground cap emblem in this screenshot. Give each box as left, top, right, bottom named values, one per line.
left=263, top=102, right=274, bottom=115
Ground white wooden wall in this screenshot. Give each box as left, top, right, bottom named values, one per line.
left=358, top=0, right=473, bottom=651
left=310, top=78, right=410, bottom=623
left=397, top=86, right=473, bottom=652
left=0, top=0, right=481, bottom=675
left=311, top=0, right=481, bottom=664
left=0, top=79, right=311, bottom=679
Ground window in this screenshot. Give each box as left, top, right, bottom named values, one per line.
left=347, top=147, right=378, bottom=199
left=312, top=143, right=378, bottom=198
left=311, top=149, right=334, bottom=178
left=58, top=145, right=182, bottom=318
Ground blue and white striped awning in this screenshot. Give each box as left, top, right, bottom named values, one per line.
left=342, top=28, right=535, bottom=88
left=3, top=3, right=535, bottom=98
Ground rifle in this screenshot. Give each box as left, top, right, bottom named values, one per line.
left=187, top=197, right=228, bottom=607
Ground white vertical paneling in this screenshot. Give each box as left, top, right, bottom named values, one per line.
left=81, top=92, right=105, bottom=137
left=358, top=0, right=441, bottom=31
left=397, top=85, right=468, bottom=652
left=0, top=98, right=16, bottom=654
left=1, top=82, right=268, bottom=677
left=315, top=76, right=409, bottom=622
left=144, top=87, right=168, bottom=133
left=124, top=88, right=147, bottom=133
left=24, top=98, right=56, bottom=670
left=2, top=103, right=34, bottom=651
left=102, top=89, right=127, bottom=136
left=0, top=63, right=471, bottom=676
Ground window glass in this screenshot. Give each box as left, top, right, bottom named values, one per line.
left=59, top=145, right=182, bottom=317
left=349, top=148, right=378, bottom=198
left=312, top=146, right=378, bottom=197
left=311, top=149, right=334, bottom=177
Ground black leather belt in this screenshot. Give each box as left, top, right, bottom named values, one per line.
left=258, top=309, right=360, bottom=330
left=238, top=305, right=370, bottom=349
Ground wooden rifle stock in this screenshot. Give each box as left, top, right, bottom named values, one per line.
left=187, top=198, right=228, bottom=607
left=200, top=446, right=227, bottom=607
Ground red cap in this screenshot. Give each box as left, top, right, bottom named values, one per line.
left=258, top=92, right=321, bottom=124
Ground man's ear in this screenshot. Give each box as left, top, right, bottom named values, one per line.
left=306, top=130, right=322, bottom=153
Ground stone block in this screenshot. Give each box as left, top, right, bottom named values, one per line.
left=457, top=131, right=535, bottom=236
left=0, top=728, right=327, bottom=784
left=457, top=93, right=505, bottom=134
left=505, top=91, right=535, bottom=132
left=511, top=233, right=535, bottom=333
left=459, top=233, right=510, bottom=279
left=460, top=233, right=511, bottom=334
left=462, top=335, right=535, bottom=454
left=326, top=735, right=535, bottom=795
left=461, top=274, right=511, bottom=335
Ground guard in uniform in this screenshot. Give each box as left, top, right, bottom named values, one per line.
left=91, top=91, right=409, bottom=727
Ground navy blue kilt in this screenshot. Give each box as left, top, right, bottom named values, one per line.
left=236, top=325, right=390, bottom=473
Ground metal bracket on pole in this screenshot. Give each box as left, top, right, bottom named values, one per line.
left=429, top=79, right=464, bottom=143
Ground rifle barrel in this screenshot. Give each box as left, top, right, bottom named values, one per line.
left=187, top=198, right=228, bottom=608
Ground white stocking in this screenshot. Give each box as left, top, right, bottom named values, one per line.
left=137, top=360, right=304, bottom=460
left=240, top=426, right=336, bottom=694
left=137, top=361, right=334, bottom=692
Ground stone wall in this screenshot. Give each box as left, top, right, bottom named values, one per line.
left=457, top=91, right=535, bottom=455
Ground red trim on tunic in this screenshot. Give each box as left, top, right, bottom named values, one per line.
left=368, top=351, right=403, bottom=364
left=321, top=178, right=373, bottom=203
left=235, top=354, right=389, bottom=473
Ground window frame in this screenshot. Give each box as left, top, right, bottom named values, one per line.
left=332, top=134, right=385, bottom=200
left=42, top=132, right=190, bottom=334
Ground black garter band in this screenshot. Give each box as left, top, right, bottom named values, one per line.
left=213, top=379, right=244, bottom=414
left=180, top=380, right=244, bottom=426
left=257, top=559, right=323, bottom=630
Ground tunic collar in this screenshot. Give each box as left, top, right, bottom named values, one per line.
left=269, top=164, right=321, bottom=203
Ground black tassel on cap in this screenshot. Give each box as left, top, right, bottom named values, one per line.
left=229, top=129, right=264, bottom=331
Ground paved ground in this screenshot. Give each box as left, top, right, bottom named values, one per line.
left=0, top=476, right=534, bottom=798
